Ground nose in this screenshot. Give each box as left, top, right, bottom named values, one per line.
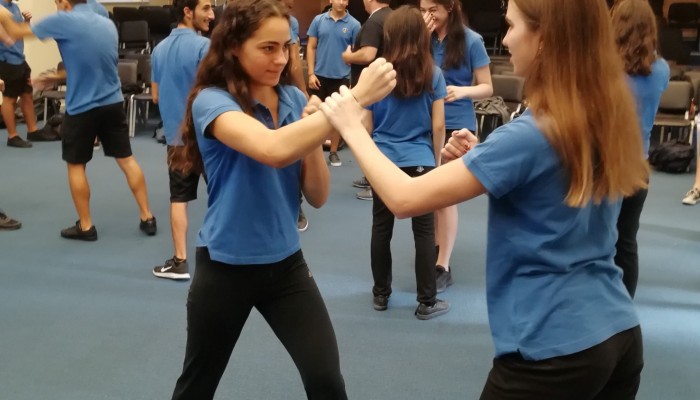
left=275, top=47, right=289, bottom=65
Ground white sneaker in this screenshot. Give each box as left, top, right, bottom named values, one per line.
left=682, top=187, right=700, bottom=205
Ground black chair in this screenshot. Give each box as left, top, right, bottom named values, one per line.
left=119, top=20, right=151, bottom=56
left=658, top=25, right=691, bottom=66
left=469, top=11, right=504, bottom=55
left=667, top=2, right=700, bottom=48
left=139, top=7, right=172, bottom=47
left=112, top=6, right=140, bottom=25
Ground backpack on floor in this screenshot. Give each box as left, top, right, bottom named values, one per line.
left=474, top=96, right=511, bottom=142
left=649, top=139, right=695, bottom=173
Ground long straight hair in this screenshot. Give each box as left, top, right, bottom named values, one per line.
left=611, top=0, right=658, bottom=76
left=383, top=6, right=434, bottom=98
left=512, top=0, right=649, bottom=206
left=432, top=0, right=467, bottom=70
left=169, top=0, right=290, bottom=174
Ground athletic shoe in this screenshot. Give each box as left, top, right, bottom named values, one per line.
left=139, top=217, right=157, bottom=236
left=352, top=176, right=370, bottom=188
left=153, top=257, right=191, bottom=280
left=7, top=136, right=32, bottom=148
left=60, top=221, right=97, bottom=241
left=682, top=187, right=700, bottom=205
left=373, top=294, right=389, bottom=311
left=0, top=210, right=21, bottom=230
left=415, top=299, right=450, bottom=320
left=298, top=207, right=309, bottom=232
left=436, top=265, right=454, bottom=293
left=356, top=187, right=373, bottom=200
left=329, top=152, right=342, bottom=167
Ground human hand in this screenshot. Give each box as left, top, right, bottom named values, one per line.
left=0, top=79, right=5, bottom=92
left=308, top=74, right=321, bottom=90
left=21, top=11, right=31, bottom=22
left=341, top=45, right=352, bottom=65
left=320, top=86, right=366, bottom=136
left=302, top=95, right=322, bottom=118
left=349, top=57, right=396, bottom=107
left=422, top=11, right=436, bottom=34
left=441, top=129, right=478, bottom=162
left=445, top=85, right=466, bottom=102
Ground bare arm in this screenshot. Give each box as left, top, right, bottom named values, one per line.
left=306, top=37, right=321, bottom=90
left=209, top=58, right=396, bottom=169
left=299, top=96, right=330, bottom=208
left=151, top=82, right=159, bottom=104
left=342, top=45, right=377, bottom=66
left=431, top=99, right=445, bottom=165
left=0, top=7, right=35, bottom=40
left=321, top=87, right=486, bottom=218
left=445, top=65, right=493, bottom=103
left=288, top=42, right=308, bottom=98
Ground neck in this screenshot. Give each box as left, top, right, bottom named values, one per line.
left=250, top=84, right=277, bottom=106
left=177, top=21, right=196, bottom=30
left=436, top=24, right=448, bottom=40
left=369, top=4, right=388, bottom=14
left=329, top=9, right=345, bottom=19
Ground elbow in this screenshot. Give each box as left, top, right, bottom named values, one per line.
left=484, top=84, right=494, bottom=98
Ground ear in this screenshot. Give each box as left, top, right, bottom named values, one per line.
left=184, top=6, right=194, bottom=20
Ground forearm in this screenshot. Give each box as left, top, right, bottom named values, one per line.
left=0, top=11, right=33, bottom=40
left=300, top=146, right=330, bottom=208
left=432, top=129, right=444, bottom=165
left=461, top=83, right=493, bottom=101
left=306, top=47, right=316, bottom=76
left=345, top=47, right=376, bottom=66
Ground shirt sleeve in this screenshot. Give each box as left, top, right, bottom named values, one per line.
left=31, top=13, right=68, bottom=41
left=468, top=31, right=491, bottom=69
left=199, top=39, right=211, bottom=62
left=290, top=16, right=300, bottom=44
left=433, top=67, right=447, bottom=100
left=192, top=89, right=243, bottom=140
left=307, top=16, right=319, bottom=38
left=351, top=20, right=360, bottom=43
left=358, top=19, right=382, bottom=50
left=151, top=50, right=160, bottom=85
left=463, top=117, right=554, bottom=198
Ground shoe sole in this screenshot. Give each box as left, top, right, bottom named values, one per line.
left=356, top=196, right=373, bottom=201
left=60, top=234, right=98, bottom=241
left=436, top=280, right=454, bottom=294
left=373, top=304, right=388, bottom=311
left=682, top=199, right=698, bottom=205
left=330, top=162, right=342, bottom=167
left=298, top=222, right=309, bottom=232
left=0, top=223, right=22, bottom=230
left=415, top=304, right=451, bottom=320
left=352, top=183, right=370, bottom=188
left=153, top=271, right=191, bottom=280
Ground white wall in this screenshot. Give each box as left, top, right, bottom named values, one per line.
left=22, top=0, right=62, bottom=78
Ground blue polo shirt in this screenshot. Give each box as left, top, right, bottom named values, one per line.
left=433, top=28, right=490, bottom=130
left=152, top=28, right=210, bottom=145
left=0, top=1, right=24, bottom=65
left=463, top=109, right=639, bottom=361
left=368, top=68, right=446, bottom=168
left=87, top=0, right=109, bottom=18
left=290, top=15, right=299, bottom=44
left=192, top=85, right=307, bottom=265
left=628, top=58, right=670, bottom=156
left=307, top=11, right=360, bottom=79
left=31, top=5, right=123, bottom=115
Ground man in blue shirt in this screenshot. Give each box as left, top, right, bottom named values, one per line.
left=86, top=0, right=108, bottom=18
left=0, top=0, right=157, bottom=241
left=150, top=0, right=214, bottom=280
left=307, top=0, right=360, bottom=167
left=0, top=0, right=39, bottom=148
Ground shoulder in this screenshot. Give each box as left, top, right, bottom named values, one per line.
left=465, top=27, right=485, bottom=43
left=193, top=87, right=239, bottom=111
left=432, top=66, right=445, bottom=84
left=652, top=58, right=670, bottom=80
left=280, top=85, right=307, bottom=108
left=348, top=14, right=360, bottom=26
left=486, top=111, right=549, bottom=151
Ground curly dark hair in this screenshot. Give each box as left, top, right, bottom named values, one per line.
left=611, top=0, right=657, bottom=76
left=169, top=0, right=290, bottom=174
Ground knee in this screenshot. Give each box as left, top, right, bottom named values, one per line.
left=302, top=370, right=346, bottom=400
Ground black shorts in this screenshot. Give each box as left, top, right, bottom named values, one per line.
left=167, top=145, right=202, bottom=203
left=308, top=76, right=350, bottom=100
left=0, top=60, right=32, bottom=99
left=61, top=102, right=132, bottom=164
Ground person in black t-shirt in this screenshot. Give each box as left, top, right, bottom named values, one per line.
left=342, top=0, right=391, bottom=87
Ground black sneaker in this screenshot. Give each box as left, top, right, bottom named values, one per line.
left=139, top=216, right=157, bottom=236
left=329, top=152, right=342, bottom=167
left=436, top=265, right=453, bottom=293
left=415, top=299, right=450, bottom=320
left=297, top=207, right=309, bottom=232
left=356, top=187, right=373, bottom=200
left=60, top=221, right=98, bottom=241
left=373, top=294, right=389, bottom=311
left=7, top=135, right=32, bottom=148
left=153, top=257, right=191, bottom=280
left=27, top=129, right=59, bottom=142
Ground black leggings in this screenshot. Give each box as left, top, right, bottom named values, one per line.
left=171, top=248, right=347, bottom=400
left=615, top=187, right=649, bottom=298
left=480, top=326, right=643, bottom=400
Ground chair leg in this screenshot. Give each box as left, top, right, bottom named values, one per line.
left=43, top=98, right=48, bottom=124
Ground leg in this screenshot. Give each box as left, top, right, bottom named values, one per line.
left=412, top=210, right=437, bottom=304
left=371, top=191, right=395, bottom=298
left=594, top=327, right=643, bottom=400
left=67, top=162, right=93, bottom=229
left=171, top=248, right=255, bottom=400
left=257, top=253, right=347, bottom=399
left=614, top=188, right=648, bottom=298
left=2, top=96, right=18, bottom=138
left=114, top=156, right=154, bottom=221
left=18, top=91, right=38, bottom=133
left=171, top=202, right=188, bottom=259
left=435, top=205, right=458, bottom=270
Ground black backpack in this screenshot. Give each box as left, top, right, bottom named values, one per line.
left=648, top=140, right=695, bottom=173
left=474, top=96, right=511, bottom=141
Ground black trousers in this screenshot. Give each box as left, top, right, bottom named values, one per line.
left=371, top=166, right=437, bottom=304
left=480, top=326, right=643, bottom=400
left=171, top=248, right=347, bottom=400
left=615, top=188, right=649, bottom=298
left=308, top=76, right=351, bottom=100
